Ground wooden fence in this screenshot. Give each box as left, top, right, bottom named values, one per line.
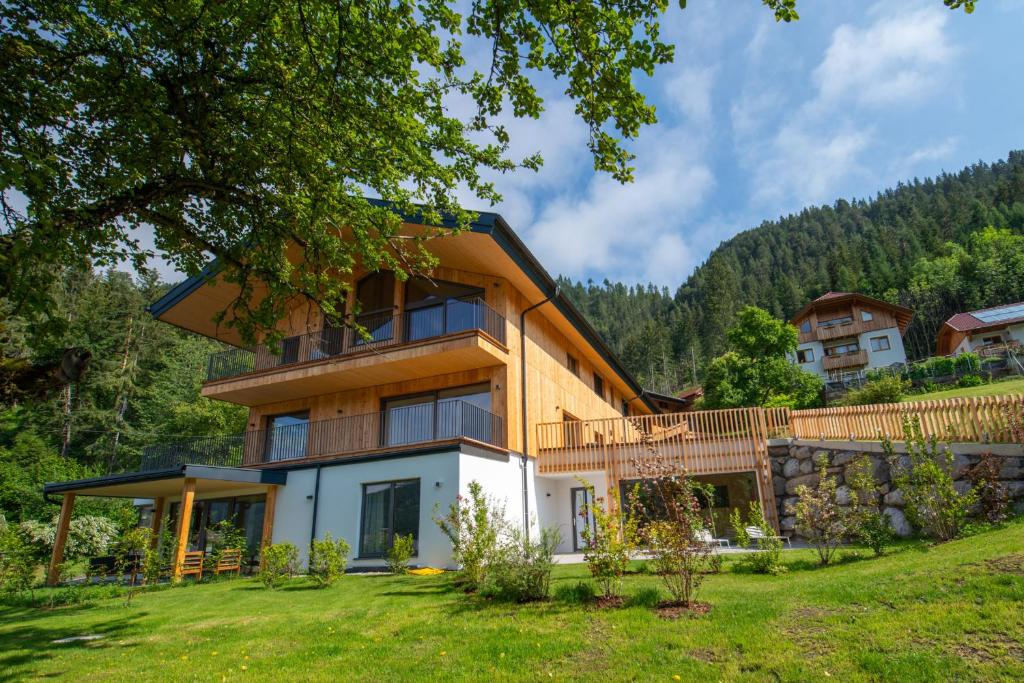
left=787, top=394, right=1023, bottom=443
left=764, top=407, right=792, bottom=439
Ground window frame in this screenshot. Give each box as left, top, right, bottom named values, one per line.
left=593, top=373, right=605, bottom=400
left=861, top=310, right=874, bottom=322
left=358, top=478, right=421, bottom=559
left=869, top=335, right=891, bottom=352
left=796, top=348, right=815, bottom=364
left=263, top=410, right=310, bottom=462
left=799, top=319, right=812, bottom=334
left=566, top=353, right=580, bottom=377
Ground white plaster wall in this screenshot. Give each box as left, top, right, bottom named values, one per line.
left=458, top=451, right=526, bottom=534
left=859, top=327, right=907, bottom=370
left=791, top=340, right=826, bottom=379
left=1008, top=323, right=1024, bottom=345
left=534, top=472, right=607, bottom=554
left=272, top=450, right=462, bottom=569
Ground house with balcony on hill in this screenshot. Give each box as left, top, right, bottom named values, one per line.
left=788, top=292, right=913, bottom=382
left=42, top=208, right=778, bottom=584
left=935, top=301, right=1024, bottom=357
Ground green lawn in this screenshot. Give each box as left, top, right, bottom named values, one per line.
left=2, top=521, right=1024, bottom=682
left=903, top=376, right=1024, bottom=402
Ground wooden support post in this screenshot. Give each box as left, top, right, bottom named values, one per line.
left=150, top=497, right=166, bottom=550
left=172, top=478, right=196, bottom=582
left=46, top=492, right=76, bottom=586
left=259, top=485, right=278, bottom=569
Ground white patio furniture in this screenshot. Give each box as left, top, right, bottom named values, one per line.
left=695, top=528, right=730, bottom=548
left=745, top=526, right=792, bottom=548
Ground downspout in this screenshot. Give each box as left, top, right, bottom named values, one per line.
left=519, top=287, right=558, bottom=538
left=309, top=465, right=323, bottom=546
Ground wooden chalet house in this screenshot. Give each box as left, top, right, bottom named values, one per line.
left=935, top=301, right=1024, bottom=356
left=43, top=209, right=778, bottom=583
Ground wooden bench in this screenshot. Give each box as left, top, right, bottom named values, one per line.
left=215, top=548, right=243, bottom=575
left=180, top=551, right=205, bottom=580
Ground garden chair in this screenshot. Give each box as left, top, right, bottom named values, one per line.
left=215, top=548, right=243, bottom=575
left=695, top=529, right=730, bottom=548
left=180, top=550, right=205, bottom=580
left=745, top=526, right=792, bottom=548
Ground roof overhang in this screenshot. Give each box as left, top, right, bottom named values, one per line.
left=43, top=466, right=287, bottom=499
left=790, top=292, right=914, bottom=336
left=146, top=202, right=659, bottom=414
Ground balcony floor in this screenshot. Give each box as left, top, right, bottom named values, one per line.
left=202, top=331, right=508, bottom=406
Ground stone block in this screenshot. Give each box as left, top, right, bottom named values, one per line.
left=883, top=489, right=904, bottom=507
left=799, top=458, right=816, bottom=475
left=835, top=485, right=853, bottom=506
left=773, top=476, right=787, bottom=496
left=953, top=479, right=972, bottom=496
left=883, top=507, right=913, bottom=538
left=831, top=451, right=859, bottom=467
left=952, top=454, right=974, bottom=479
left=786, top=473, right=819, bottom=495
left=780, top=516, right=797, bottom=531
left=781, top=496, right=799, bottom=516
left=783, top=458, right=801, bottom=478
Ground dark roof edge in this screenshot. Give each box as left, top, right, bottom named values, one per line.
left=146, top=200, right=657, bottom=413
left=43, top=465, right=287, bottom=496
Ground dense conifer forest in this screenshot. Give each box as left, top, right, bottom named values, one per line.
left=561, top=151, right=1024, bottom=392
left=2, top=152, right=1023, bottom=523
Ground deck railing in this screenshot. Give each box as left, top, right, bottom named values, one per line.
left=788, top=394, right=1024, bottom=443
left=206, top=297, right=506, bottom=382
left=137, top=400, right=505, bottom=471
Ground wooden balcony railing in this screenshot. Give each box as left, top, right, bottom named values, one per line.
left=137, top=400, right=505, bottom=470
left=206, top=297, right=506, bottom=382
left=822, top=349, right=868, bottom=371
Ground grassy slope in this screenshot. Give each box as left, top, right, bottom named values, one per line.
left=2, top=522, right=1023, bottom=682
left=902, top=377, right=1024, bottom=402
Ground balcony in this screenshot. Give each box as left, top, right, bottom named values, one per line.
left=138, top=400, right=505, bottom=470
left=203, top=298, right=508, bottom=405
left=822, top=349, right=868, bottom=371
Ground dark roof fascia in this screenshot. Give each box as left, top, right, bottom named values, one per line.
left=789, top=292, right=914, bottom=327
left=259, top=442, right=476, bottom=472
left=145, top=201, right=657, bottom=413
left=43, top=466, right=287, bottom=496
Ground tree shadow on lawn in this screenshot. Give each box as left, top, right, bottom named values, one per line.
left=0, top=609, right=144, bottom=682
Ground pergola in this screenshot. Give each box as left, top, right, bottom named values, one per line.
left=43, top=465, right=288, bottom=585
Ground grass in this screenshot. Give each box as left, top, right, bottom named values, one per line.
left=2, top=521, right=1024, bottom=682
left=903, top=376, right=1024, bottom=402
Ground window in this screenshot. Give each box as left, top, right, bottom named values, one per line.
left=382, top=383, right=492, bottom=446
left=264, top=411, right=309, bottom=462
left=796, top=348, right=815, bottom=363
left=593, top=374, right=605, bottom=400
left=404, top=276, right=484, bottom=341
left=697, top=485, right=730, bottom=510
left=981, top=335, right=1003, bottom=346
left=360, top=479, right=420, bottom=558
left=870, top=336, right=891, bottom=352
left=621, top=400, right=630, bottom=417
left=279, top=336, right=301, bottom=365
left=818, top=316, right=853, bottom=329
left=799, top=320, right=811, bottom=334
left=355, top=272, right=396, bottom=344
left=566, top=353, right=579, bottom=377
left=824, top=342, right=859, bottom=356
left=861, top=310, right=874, bottom=322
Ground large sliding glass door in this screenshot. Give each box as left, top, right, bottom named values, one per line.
left=381, top=384, right=492, bottom=447
left=359, top=479, right=420, bottom=557
left=404, top=277, right=484, bottom=342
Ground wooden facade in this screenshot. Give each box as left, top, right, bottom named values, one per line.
left=792, top=293, right=912, bottom=345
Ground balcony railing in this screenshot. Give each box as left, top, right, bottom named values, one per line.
left=207, top=297, right=507, bottom=382
left=822, top=349, right=868, bottom=371
left=135, top=400, right=505, bottom=471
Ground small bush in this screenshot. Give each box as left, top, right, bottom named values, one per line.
left=308, top=534, right=350, bottom=588
left=840, top=376, right=911, bottom=406
left=554, top=580, right=596, bottom=605
left=482, top=526, right=559, bottom=602
left=845, top=454, right=893, bottom=556
left=0, top=523, right=37, bottom=598
left=581, top=485, right=640, bottom=600
left=794, top=455, right=846, bottom=565
left=17, top=514, right=118, bottom=564
left=957, top=374, right=983, bottom=388
left=386, top=534, right=414, bottom=575
left=964, top=453, right=1009, bottom=524
left=885, top=418, right=976, bottom=542
left=954, top=352, right=980, bottom=374
left=434, top=480, right=507, bottom=591
left=258, top=542, right=298, bottom=589
left=730, top=503, right=785, bottom=575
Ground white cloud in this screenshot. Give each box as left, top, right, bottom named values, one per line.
left=664, top=66, right=715, bottom=126
left=905, top=137, right=959, bottom=166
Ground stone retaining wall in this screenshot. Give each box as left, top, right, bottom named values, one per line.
left=769, top=440, right=1024, bottom=538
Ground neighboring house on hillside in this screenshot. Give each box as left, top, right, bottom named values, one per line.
left=42, top=207, right=778, bottom=582
left=788, top=292, right=913, bottom=381
left=935, top=301, right=1024, bottom=356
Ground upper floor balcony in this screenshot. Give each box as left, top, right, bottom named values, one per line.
left=137, top=399, right=506, bottom=471
left=822, top=349, right=868, bottom=371
left=202, top=297, right=508, bottom=405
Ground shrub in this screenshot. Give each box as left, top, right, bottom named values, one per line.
left=114, top=527, right=151, bottom=603
left=840, top=376, right=911, bottom=406
left=957, top=374, right=983, bottom=388
left=580, top=485, right=640, bottom=599
left=386, top=533, right=414, bottom=575
left=730, top=503, right=785, bottom=574
left=308, top=533, right=350, bottom=588
left=630, top=468, right=716, bottom=607
left=845, top=454, right=893, bottom=555
left=482, top=526, right=559, bottom=602
left=434, top=480, right=507, bottom=591
left=793, top=456, right=846, bottom=565
left=0, top=523, right=36, bottom=598
left=207, top=519, right=248, bottom=572
left=954, top=352, right=980, bottom=374
left=964, top=453, right=1009, bottom=524
left=18, top=514, right=118, bottom=563
left=884, top=417, right=977, bottom=542
left=258, top=542, right=298, bottom=589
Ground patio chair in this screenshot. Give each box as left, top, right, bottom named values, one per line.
left=745, top=526, right=792, bottom=548
left=180, top=551, right=205, bottom=580
left=215, top=548, right=243, bottom=575
left=695, top=529, right=730, bottom=548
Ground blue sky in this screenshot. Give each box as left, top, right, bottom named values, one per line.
left=474, top=0, right=1024, bottom=287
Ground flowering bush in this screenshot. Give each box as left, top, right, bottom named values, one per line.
left=580, top=485, right=639, bottom=600
left=730, top=502, right=785, bottom=574
left=18, top=514, right=118, bottom=562
left=309, top=533, right=351, bottom=587
left=794, top=455, right=846, bottom=565
left=845, top=454, right=893, bottom=556
left=434, top=480, right=507, bottom=591
left=387, top=533, right=414, bottom=575
left=482, top=526, right=560, bottom=602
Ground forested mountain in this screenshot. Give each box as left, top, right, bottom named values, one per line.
left=561, top=151, right=1024, bottom=392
